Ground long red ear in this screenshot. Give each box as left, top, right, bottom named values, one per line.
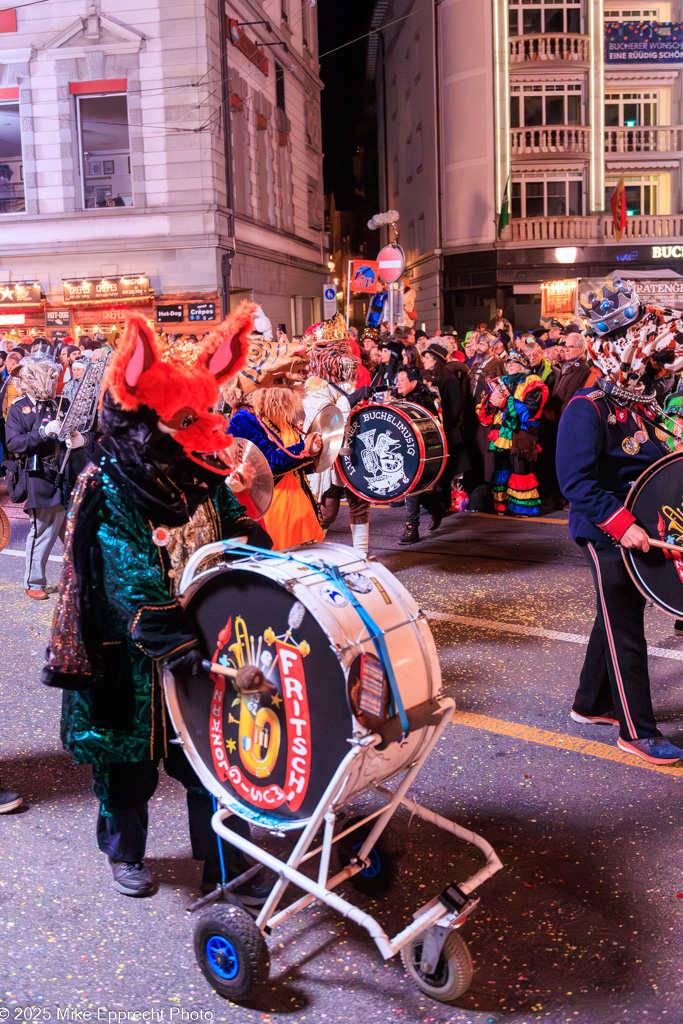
left=105, top=314, right=159, bottom=409
left=200, top=301, right=255, bottom=383
left=124, top=322, right=157, bottom=389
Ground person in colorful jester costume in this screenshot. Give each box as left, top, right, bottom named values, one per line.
left=557, top=277, right=683, bottom=764
left=476, top=348, right=549, bottom=516
left=227, top=325, right=324, bottom=550
left=44, top=304, right=274, bottom=899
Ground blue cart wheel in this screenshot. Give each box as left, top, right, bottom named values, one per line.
left=194, top=904, right=269, bottom=1001
left=338, top=817, right=404, bottom=896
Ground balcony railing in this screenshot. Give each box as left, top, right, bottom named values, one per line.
left=605, top=125, right=683, bottom=154
left=509, top=33, right=590, bottom=63
left=505, top=214, right=683, bottom=244
left=511, top=126, right=591, bottom=155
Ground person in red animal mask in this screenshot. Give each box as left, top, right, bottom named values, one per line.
left=45, top=304, right=274, bottom=900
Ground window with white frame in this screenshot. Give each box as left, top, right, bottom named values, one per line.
left=76, top=93, right=132, bottom=209
left=306, top=176, right=322, bottom=229
left=508, top=0, right=583, bottom=36
left=605, top=91, right=659, bottom=126
left=0, top=102, right=24, bottom=214
left=510, top=83, right=583, bottom=126
left=605, top=174, right=666, bottom=215
left=511, top=172, right=584, bottom=217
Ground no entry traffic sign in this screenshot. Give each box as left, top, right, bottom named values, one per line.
left=376, top=244, right=405, bottom=285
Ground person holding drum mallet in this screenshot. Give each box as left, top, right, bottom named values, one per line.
left=44, top=307, right=274, bottom=898
left=557, top=277, right=683, bottom=764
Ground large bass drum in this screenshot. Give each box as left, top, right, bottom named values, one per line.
left=336, top=401, right=447, bottom=504
left=164, top=542, right=442, bottom=830
left=623, top=450, right=683, bottom=618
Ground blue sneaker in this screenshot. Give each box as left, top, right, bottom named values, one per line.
left=617, top=736, right=683, bottom=764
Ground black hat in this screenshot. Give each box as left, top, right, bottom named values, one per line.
left=426, top=343, right=449, bottom=361
left=414, top=329, right=428, bottom=340
left=532, top=328, right=548, bottom=340
left=378, top=339, right=402, bottom=357
left=399, top=365, right=422, bottom=382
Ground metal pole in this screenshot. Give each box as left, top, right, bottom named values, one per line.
left=346, top=259, right=352, bottom=328
left=389, top=282, right=394, bottom=333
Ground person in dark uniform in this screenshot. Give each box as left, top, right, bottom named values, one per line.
left=395, top=366, right=442, bottom=544
left=557, top=278, right=683, bottom=764
left=4, top=356, right=87, bottom=600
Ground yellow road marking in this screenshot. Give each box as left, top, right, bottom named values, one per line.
left=451, top=710, right=683, bottom=777
left=471, top=512, right=569, bottom=525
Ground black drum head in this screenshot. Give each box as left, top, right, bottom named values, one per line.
left=173, top=569, right=352, bottom=824
left=624, top=451, right=683, bottom=617
left=339, top=404, right=421, bottom=502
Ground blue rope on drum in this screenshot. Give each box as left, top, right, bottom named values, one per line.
left=217, top=542, right=410, bottom=737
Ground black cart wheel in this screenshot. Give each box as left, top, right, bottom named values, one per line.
left=193, top=903, right=269, bottom=1000
left=400, top=929, right=473, bottom=1003
left=337, top=816, right=404, bottom=896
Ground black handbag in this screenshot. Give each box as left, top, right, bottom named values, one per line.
left=3, top=458, right=28, bottom=504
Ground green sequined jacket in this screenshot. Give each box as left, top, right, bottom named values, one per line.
left=60, top=463, right=251, bottom=771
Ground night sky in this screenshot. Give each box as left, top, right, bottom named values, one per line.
left=317, top=2, right=377, bottom=210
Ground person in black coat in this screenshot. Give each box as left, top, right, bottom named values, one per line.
left=3, top=357, right=85, bottom=599
left=394, top=367, right=442, bottom=544
left=371, top=339, right=402, bottom=390
left=422, top=344, right=469, bottom=518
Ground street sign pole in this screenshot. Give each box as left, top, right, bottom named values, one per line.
left=389, top=282, right=394, bottom=333
left=346, top=259, right=352, bottom=328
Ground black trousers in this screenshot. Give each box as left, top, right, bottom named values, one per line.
left=574, top=542, right=660, bottom=741
left=92, top=741, right=250, bottom=878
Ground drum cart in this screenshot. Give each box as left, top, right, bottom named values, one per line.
left=165, top=541, right=503, bottom=1004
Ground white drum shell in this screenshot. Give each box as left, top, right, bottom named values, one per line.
left=165, top=542, right=442, bottom=826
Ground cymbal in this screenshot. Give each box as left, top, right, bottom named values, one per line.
left=193, top=439, right=274, bottom=521
left=224, top=437, right=274, bottom=521
left=307, top=403, right=346, bottom=473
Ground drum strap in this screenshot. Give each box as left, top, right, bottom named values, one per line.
left=323, top=564, right=410, bottom=738
left=217, top=541, right=411, bottom=738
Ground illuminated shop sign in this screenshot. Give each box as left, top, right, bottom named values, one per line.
left=62, top=275, right=152, bottom=302
left=605, top=22, right=683, bottom=64
left=541, top=279, right=577, bottom=319
left=652, top=246, right=683, bottom=259
left=0, top=281, right=42, bottom=306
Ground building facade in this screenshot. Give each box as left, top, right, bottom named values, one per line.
left=0, top=0, right=326, bottom=342
left=372, top=0, right=683, bottom=335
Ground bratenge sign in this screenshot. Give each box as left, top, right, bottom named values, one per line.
left=605, top=22, right=683, bottom=64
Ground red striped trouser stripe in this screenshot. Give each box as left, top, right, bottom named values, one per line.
left=587, top=542, right=637, bottom=739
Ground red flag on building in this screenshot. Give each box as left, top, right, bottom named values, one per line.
left=349, top=260, right=380, bottom=293
left=611, top=176, right=627, bottom=243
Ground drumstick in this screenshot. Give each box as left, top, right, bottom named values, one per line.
left=201, top=659, right=276, bottom=695
left=644, top=537, right=683, bottom=556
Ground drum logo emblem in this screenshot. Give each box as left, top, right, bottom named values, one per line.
left=356, top=428, right=408, bottom=495
left=657, top=507, right=683, bottom=583
left=207, top=614, right=313, bottom=813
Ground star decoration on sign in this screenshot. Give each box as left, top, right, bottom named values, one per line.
left=270, top=693, right=282, bottom=709
left=226, top=739, right=237, bottom=754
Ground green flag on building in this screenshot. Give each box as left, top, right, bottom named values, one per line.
left=497, top=177, right=510, bottom=239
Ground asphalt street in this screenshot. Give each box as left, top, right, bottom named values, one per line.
left=1, top=487, right=682, bottom=1024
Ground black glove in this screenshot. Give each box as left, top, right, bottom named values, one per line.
left=164, top=644, right=205, bottom=684
left=224, top=518, right=274, bottom=550
left=348, top=385, right=373, bottom=407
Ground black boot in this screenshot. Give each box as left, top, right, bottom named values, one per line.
left=399, top=523, right=420, bottom=545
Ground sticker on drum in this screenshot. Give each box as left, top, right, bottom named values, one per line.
left=318, top=583, right=349, bottom=608
left=174, top=570, right=353, bottom=823
left=342, top=571, right=373, bottom=595
left=623, top=450, right=683, bottom=617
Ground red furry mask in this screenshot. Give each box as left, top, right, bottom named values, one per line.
left=106, top=303, right=253, bottom=455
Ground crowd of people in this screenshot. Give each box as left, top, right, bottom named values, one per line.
left=349, top=314, right=601, bottom=540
